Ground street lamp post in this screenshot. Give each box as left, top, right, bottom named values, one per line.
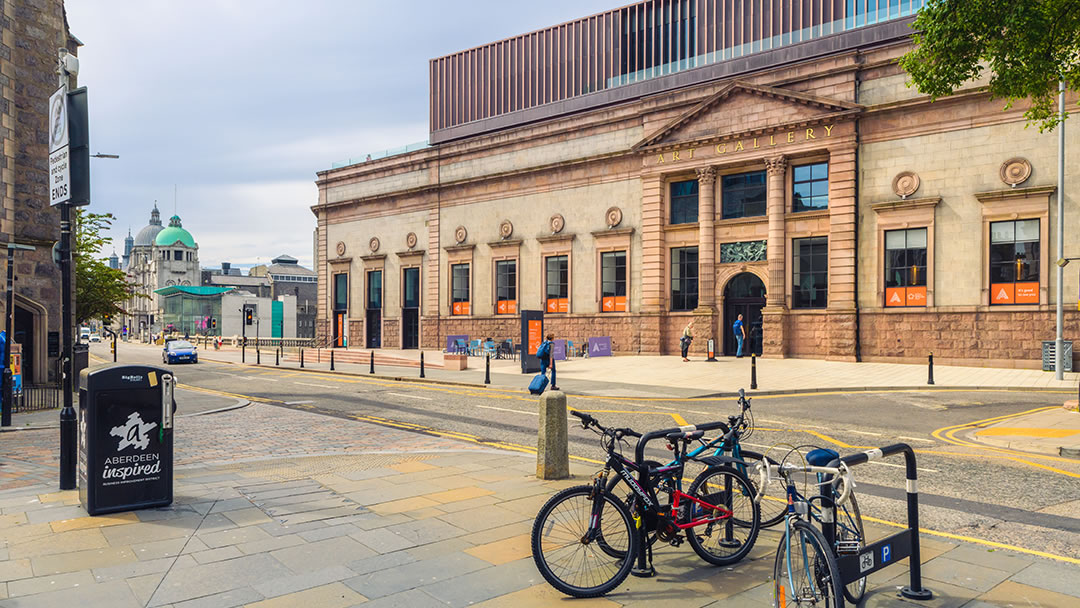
left=1055, top=80, right=1066, bottom=380
left=2, top=243, right=36, bottom=427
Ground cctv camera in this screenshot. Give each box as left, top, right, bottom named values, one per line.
left=58, top=49, right=79, bottom=77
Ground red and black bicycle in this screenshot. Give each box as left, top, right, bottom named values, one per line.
left=530, top=411, right=760, bottom=598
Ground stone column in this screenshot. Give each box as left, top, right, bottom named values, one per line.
left=693, top=167, right=718, bottom=355
left=762, top=155, right=788, bottom=357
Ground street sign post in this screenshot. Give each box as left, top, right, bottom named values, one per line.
left=48, top=86, right=70, bottom=206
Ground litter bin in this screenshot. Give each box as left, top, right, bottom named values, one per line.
left=73, top=343, right=89, bottom=379
left=79, top=364, right=176, bottom=516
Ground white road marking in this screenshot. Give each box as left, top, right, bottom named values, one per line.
left=759, top=418, right=826, bottom=429
left=293, top=382, right=335, bottom=389
left=285, top=400, right=315, bottom=405
left=897, top=436, right=935, bottom=443
left=476, top=404, right=538, bottom=416
left=387, top=392, right=433, bottom=401
left=845, top=429, right=883, bottom=437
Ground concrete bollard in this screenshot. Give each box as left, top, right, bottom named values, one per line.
left=537, top=390, right=570, bottom=480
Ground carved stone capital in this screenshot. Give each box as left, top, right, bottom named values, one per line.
left=764, top=155, right=787, bottom=176
left=695, top=165, right=716, bottom=186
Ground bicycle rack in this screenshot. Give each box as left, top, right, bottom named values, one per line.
left=822, top=443, right=934, bottom=601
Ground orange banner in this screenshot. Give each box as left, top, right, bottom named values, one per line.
left=496, top=300, right=517, bottom=314
left=452, top=301, right=470, bottom=315
left=906, top=286, right=926, bottom=306
left=991, top=283, right=1014, bottom=304
left=546, top=298, right=568, bottom=313
left=1015, top=282, right=1039, bottom=304
left=886, top=287, right=927, bottom=307
left=528, top=320, right=542, bottom=355
left=602, top=296, right=627, bottom=312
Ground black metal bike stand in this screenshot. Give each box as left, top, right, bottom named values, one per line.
left=828, top=444, right=934, bottom=601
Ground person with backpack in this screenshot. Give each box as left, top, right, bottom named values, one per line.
left=680, top=320, right=694, bottom=362
left=529, top=333, right=556, bottom=394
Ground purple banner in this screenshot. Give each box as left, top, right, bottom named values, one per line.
left=552, top=339, right=567, bottom=361
left=446, top=334, right=468, bottom=353
left=588, top=336, right=612, bottom=357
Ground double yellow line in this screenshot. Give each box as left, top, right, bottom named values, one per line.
left=931, top=407, right=1080, bottom=479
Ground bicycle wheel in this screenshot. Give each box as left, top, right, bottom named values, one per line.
left=739, top=449, right=786, bottom=528
left=837, top=493, right=866, bottom=604
left=684, top=466, right=760, bottom=566
left=531, top=485, right=639, bottom=598
left=774, top=519, right=844, bottom=607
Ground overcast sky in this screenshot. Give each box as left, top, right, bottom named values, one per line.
left=66, top=0, right=619, bottom=270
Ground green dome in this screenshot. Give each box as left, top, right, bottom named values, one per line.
left=155, top=215, right=196, bottom=248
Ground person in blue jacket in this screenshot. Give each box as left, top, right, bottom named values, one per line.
left=536, top=332, right=555, bottom=373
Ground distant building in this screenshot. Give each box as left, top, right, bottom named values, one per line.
left=0, top=0, right=79, bottom=383
left=265, top=255, right=317, bottom=339
left=123, top=205, right=201, bottom=339
left=154, top=286, right=297, bottom=339
left=108, top=251, right=119, bottom=270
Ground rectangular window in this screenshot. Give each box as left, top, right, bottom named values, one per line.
left=174, top=250, right=183, bottom=261
left=671, top=247, right=698, bottom=311
left=545, top=255, right=568, bottom=313
left=495, top=259, right=517, bottom=315
left=403, top=267, right=420, bottom=309
left=884, top=228, right=927, bottom=307
left=670, top=180, right=698, bottom=224
left=721, top=171, right=767, bottom=219
left=792, top=162, right=829, bottom=212
left=990, top=219, right=1040, bottom=305
left=366, top=270, right=382, bottom=310
left=333, top=273, right=348, bottom=312
left=792, top=237, right=828, bottom=309
left=451, top=263, right=470, bottom=315
left=601, top=251, right=627, bottom=312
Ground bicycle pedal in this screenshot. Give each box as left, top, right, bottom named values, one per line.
left=836, top=540, right=861, bottom=554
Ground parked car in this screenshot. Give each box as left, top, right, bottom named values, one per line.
left=89, top=333, right=102, bottom=343
left=163, top=340, right=198, bottom=364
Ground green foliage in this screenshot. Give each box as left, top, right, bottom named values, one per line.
left=74, top=209, right=144, bottom=325
left=900, top=0, right=1080, bottom=131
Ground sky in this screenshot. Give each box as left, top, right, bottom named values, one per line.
left=66, top=0, right=620, bottom=271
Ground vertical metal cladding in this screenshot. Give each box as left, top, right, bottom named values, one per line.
left=429, top=1, right=922, bottom=132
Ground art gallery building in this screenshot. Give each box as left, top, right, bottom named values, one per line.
left=313, top=0, right=1079, bottom=368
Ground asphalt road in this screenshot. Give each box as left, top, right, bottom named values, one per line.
left=94, top=341, right=1080, bottom=563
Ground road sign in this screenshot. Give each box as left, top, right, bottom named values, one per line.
left=48, top=86, right=70, bottom=206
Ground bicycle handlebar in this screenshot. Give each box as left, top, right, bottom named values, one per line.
left=635, top=420, right=729, bottom=463
left=569, top=410, right=641, bottom=439
left=754, top=461, right=854, bottom=507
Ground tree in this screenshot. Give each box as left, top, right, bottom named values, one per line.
left=74, top=209, right=144, bottom=326
left=900, top=0, right=1080, bottom=131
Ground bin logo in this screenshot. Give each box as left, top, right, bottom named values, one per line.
left=110, top=412, right=158, bottom=451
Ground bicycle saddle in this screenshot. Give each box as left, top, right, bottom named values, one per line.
left=666, top=429, right=704, bottom=442
left=806, top=448, right=839, bottom=467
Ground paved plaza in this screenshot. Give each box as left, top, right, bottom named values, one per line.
left=1, top=399, right=1078, bottom=607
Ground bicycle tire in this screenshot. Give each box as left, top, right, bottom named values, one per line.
left=684, top=466, right=760, bottom=566
left=838, top=493, right=866, bottom=604
left=738, top=449, right=786, bottom=528
left=531, top=485, right=639, bottom=598
left=774, top=519, right=845, bottom=608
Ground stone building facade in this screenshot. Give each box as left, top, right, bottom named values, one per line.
left=123, top=205, right=200, bottom=340
left=0, top=0, right=79, bottom=382
left=313, top=2, right=1079, bottom=368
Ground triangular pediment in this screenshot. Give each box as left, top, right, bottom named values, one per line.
left=634, top=82, right=860, bottom=151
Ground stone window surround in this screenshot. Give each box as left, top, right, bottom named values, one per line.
left=976, top=186, right=1055, bottom=309
left=445, top=244, right=475, bottom=316
left=488, top=239, right=522, bottom=315
left=592, top=228, right=634, bottom=313
left=870, top=197, right=939, bottom=310
left=785, top=233, right=830, bottom=312
left=360, top=254, right=386, bottom=312
left=539, top=234, right=575, bottom=314
left=395, top=253, right=424, bottom=350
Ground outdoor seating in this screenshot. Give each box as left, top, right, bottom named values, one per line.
left=482, top=339, right=498, bottom=358
left=468, top=339, right=481, bottom=356
left=453, top=338, right=467, bottom=354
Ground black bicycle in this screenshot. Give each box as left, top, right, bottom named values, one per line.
left=531, top=412, right=760, bottom=598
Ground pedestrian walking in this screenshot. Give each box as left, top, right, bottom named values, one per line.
left=733, top=313, right=747, bottom=358
left=529, top=332, right=556, bottom=394
left=680, top=320, right=694, bottom=362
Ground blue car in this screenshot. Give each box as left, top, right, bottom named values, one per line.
left=163, top=340, right=198, bottom=364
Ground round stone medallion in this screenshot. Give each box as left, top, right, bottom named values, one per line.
left=368, top=237, right=380, bottom=253
left=454, top=225, right=468, bottom=244
left=405, top=232, right=418, bottom=249
left=892, top=171, right=920, bottom=198
left=1000, top=157, right=1032, bottom=187
left=550, top=214, right=565, bottom=234
left=335, top=241, right=346, bottom=257
left=499, top=220, right=514, bottom=239
left=606, top=206, right=623, bottom=228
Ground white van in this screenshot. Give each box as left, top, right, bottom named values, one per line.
left=79, top=327, right=91, bottom=342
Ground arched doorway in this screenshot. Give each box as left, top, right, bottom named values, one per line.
left=723, top=273, right=766, bottom=356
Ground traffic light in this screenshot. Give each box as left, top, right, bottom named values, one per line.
left=211, top=318, right=217, bottom=329
left=244, top=307, right=253, bottom=326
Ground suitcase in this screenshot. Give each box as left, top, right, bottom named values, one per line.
left=528, top=372, right=549, bottom=395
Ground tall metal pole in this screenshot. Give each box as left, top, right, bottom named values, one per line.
left=2, top=246, right=15, bottom=427
left=1056, top=80, right=1066, bottom=381
left=59, top=203, right=76, bottom=489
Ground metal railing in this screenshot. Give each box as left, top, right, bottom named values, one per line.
left=13, top=384, right=63, bottom=413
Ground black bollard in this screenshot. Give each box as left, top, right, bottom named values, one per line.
left=927, top=352, right=935, bottom=385
left=485, top=354, right=491, bottom=384
left=750, top=354, right=758, bottom=390
left=330, top=350, right=335, bottom=371
left=420, top=352, right=425, bottom=378
left=257, top=347, right=261, bottom=365
left=275, top=349, right=279, bottom=366
left=551, top=356, right=559, bottom=391
left=112, top=334, right=117, bottom=362
left=370, top=351, right=375, bottom=374
left=300, top=348, right=304, bottom=368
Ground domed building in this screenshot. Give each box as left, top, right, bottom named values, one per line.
left=123, top=204, right=201, bottom=340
